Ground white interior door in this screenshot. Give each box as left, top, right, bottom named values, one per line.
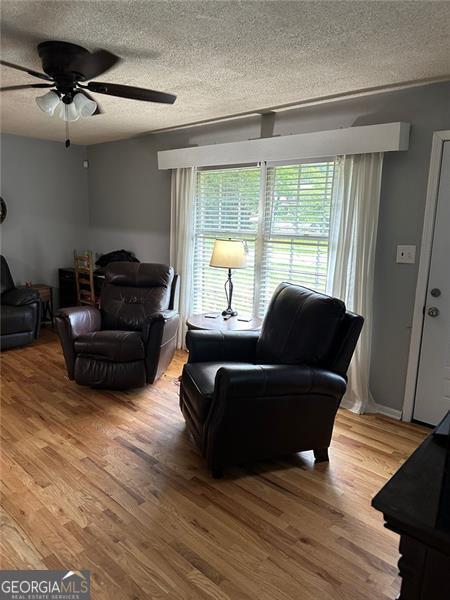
left=413, top=142, right=450, bottom=425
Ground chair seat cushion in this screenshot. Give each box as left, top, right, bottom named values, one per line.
left=182, top=362, right=253, bottom=424
left=74, top=330, right=145, bottom=362
left=1, top=304, right=35, bottom=335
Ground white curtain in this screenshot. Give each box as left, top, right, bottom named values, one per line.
left=170, top=167, right=197, bottom=349
left=327, top=153, right=384, bottom=414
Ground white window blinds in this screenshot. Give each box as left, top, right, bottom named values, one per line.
left=193, top=160, right=335, bottom=317
left=258, top=162, right=334, bottom=313
left=193, top=167, right=260, bottom=315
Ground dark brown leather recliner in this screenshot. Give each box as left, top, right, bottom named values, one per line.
left=56, top=262, right=179, bottom=389
left=180, top=282, right=364, bottom=477
left=1, top=255, right=41, bottom=351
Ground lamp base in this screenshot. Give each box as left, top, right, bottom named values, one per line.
left=222, top=268, right=238, bottom=317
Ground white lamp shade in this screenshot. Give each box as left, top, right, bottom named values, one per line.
left=58, top=101, right=80, bottom=122
left=73, top=92, right=97, bottom=117
left=35, top=91, right=60, bottom=116
left=210, top=239, right=247, bottom=269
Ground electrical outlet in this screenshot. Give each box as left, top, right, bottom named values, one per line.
left=396, top=245, right=416, bottom=264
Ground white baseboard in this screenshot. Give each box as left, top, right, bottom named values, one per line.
left=371, top=403, right=402, bottom=420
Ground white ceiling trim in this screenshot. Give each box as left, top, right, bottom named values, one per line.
left=157, top=122, right=410, bottom=170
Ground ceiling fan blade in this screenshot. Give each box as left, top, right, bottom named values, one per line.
left=78, top=89, right=103, bottom=115
left=0, top=60, right=52, bottom=81
left=0, top=83, right=54, bottom=91
left=87, top=81, right=176, bottom=104
left=70, top=50, right=121, bottom=80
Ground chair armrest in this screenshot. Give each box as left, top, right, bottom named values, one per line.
left=202, top=365, right=347, bottom=474
left=55, top=306, right=101, bottom=380
left=2, top=287, right=39, bottom=306
left=215, top=364, right=347, bottom=399
left=144, top=309, right=180, bottom=382
left=145, top=309, right=179, bottom=342
left=148, top=309, right=178, bottom=322
left=55, top=306, right=101, bottom=339
left=186, top=330, right=260, bottom=363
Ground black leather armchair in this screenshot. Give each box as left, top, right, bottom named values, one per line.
left=180, top=282, right=363, bottom=477
left=56, top=262, right=179, bottom=389
left=1, top=255, right=41, bottom=351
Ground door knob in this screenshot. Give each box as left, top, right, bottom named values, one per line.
left=427, top=307, right=440, bottom=318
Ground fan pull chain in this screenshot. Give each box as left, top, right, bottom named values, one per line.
left=65, top=105, right=71, bottom=148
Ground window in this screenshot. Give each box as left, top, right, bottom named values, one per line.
left=192, top=160, right=335, bottom=317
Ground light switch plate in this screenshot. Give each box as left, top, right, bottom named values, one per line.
left=396, top=245, right=416, bottom=264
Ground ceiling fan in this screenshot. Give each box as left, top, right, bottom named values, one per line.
left=0, top=41, right=177, bottom=146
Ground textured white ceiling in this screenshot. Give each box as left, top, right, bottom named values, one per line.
left=1, top=1, right=450, bottom=145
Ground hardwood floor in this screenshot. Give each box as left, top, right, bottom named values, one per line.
left=1, top=329, right=428, bottom=599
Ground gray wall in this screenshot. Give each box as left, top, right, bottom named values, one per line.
left=0, top=134, right=89, bottom=302
left=86, top=82, right=450, bottom=412
left=87, top=136, right=172, bottom=263
left=86, top=115, right=262, bottom=263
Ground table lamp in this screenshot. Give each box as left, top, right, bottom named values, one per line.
left=210, top=238, right=247, bottom=316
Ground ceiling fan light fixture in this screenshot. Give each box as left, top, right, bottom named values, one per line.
left=3, top=40, right=176, bottom=147
left=35, top=90, right=60, bottom=116
left=58, top=101, right=80, bottom=122
left=73, top=92, right=97, bottom=117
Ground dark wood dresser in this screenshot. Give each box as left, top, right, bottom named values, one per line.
left=372, top=412, right=450, bottom=599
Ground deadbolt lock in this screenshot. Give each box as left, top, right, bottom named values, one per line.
left=430, top=288, right=441, bottom=297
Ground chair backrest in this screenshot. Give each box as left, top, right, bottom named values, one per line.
left=74, top=249, right=97, bottom=306
left=256, top=282, right=363, bottom=374
left=1, top=255, right=15, bottom=295
left=101, top=262, right=175, bottom=331
left=326, top=310, right=364, bottom=375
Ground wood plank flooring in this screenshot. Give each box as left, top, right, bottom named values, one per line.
left=1, top=328, right=428, bottom=599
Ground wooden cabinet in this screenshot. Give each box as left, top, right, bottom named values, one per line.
left=372, top=413, right=450, bottom=599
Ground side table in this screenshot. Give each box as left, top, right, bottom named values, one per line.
left=186, top=313, right=262, bottom=332
left=28, top=283, right=54, bottom=326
